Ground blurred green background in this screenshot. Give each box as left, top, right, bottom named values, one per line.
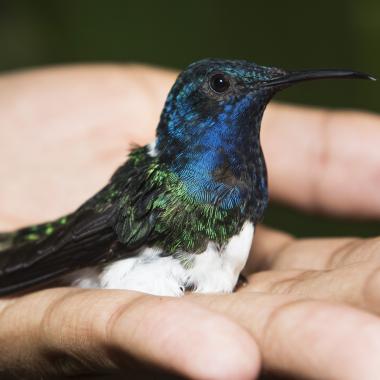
left=0, top=0, right=379, bottom=237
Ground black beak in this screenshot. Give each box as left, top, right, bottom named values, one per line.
left=264, top=69, right=376, bottom=89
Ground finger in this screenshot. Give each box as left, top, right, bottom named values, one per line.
left=263, top=103, right=380, bottom=218
left=191, top=292, right=380, bottom=379
left=0, top=288, right=260, bottom=380
left=255, top=229, right=380, bottom=272
left=246, top=258, right=380, bottom=316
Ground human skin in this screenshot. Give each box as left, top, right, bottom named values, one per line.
left=0, top=64, right=380, bottom=379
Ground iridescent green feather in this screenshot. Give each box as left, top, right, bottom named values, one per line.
left=115, top=148, right=245, bottom=254
left=1, top=216, right=70, bottom=249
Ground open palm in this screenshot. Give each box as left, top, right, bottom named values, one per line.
left=1, top=65, right=380, bottom=379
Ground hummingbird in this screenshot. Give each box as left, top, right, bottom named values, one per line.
left=0, top=59, right=374, bottom=297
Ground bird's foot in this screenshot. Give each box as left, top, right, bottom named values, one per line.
left=234, top=273, right=248, bottom=292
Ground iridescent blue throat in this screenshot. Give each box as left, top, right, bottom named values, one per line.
left=156, top=90, right=268, bottom=211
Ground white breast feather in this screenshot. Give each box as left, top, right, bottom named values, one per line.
left=69, top=222, right=254, bottom=296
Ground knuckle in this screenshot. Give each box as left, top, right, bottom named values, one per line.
left=261, top=298, right=313, bottom=344
left=103, top=294, right=148, bottom=343
left=40, top=289, right=82, bottom=339
left=38, top=289, right=98, bottom=377
left=102, top=294, right=179, bottom=346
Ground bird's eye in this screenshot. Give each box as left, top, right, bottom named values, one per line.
left=209, top=73, right=230, bottom=93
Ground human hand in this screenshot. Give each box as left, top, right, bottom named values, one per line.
left=0, top=64, right=380, bottom=379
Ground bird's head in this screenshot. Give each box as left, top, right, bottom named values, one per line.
left=155, top=58, right=372, bottom=161
left=153, top=58, right=373, bottom=210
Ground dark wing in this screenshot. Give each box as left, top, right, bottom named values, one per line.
left=0, top=206, right=118, bottom=296
left=0, top=147, right=160, bottom=296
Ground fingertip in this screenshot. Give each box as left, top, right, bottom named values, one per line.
left=189, top=323, right=261, bottom=380
left=167, top=300, right=261, bottom=380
